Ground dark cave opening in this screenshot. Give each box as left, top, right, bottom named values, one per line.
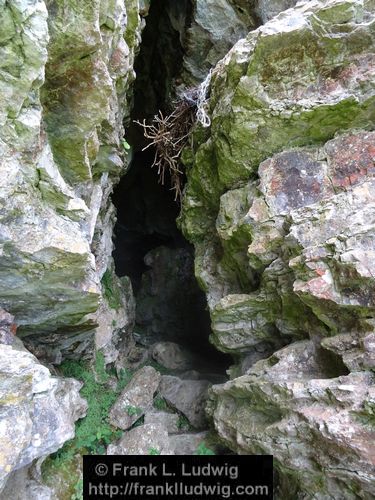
left=112, top=0, right=231, bottom=374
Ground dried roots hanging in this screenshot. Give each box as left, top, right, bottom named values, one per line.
left=135, top=72, right=212, bottom=201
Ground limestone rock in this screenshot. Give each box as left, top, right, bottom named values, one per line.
left=169, top=432, right=209, bottom=455
left=208, top=340, right=375, bottom=498
left=109, top=365, right=161, bottom=430
left=0, top=0, right=145, bottom=358
left=107, top=423, right=174, bottom=455
left=181, top=0, right=259, bottom=83
left=0, top=342, right=87, bottom=492
left=144, top=411, right=180, bottom=434
left=159, top=376, right=211, bottom=429
left=255, top=0, right=299, bottom=23
left=179, top=1, right=375, bottom=495
left=180, top=0, right=375, bottom=303
left=151, top=342, right=194, bottom=371
left=0, top=467, right=52, bottom=500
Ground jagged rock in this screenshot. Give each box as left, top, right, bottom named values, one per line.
left=109, top=365, right=161, bottom=430
left=0, top=342, right=87, bottom=492
left=0, top=467, right=52, bottom=500
left=169, top=432, right=209, bottom=455
left=95, top=273, right=135, bottom=364
left=180, top=0, right=375, bottom=306
left=159, top=376, right=211, bottom=429
left=144, top=411, right=180, bottom=434
left=255, top=0, right=299, bottom=23
left=179, top=1, right=375, bottom=496
left=151, top=342, right=194, bottom=371
left=0, top=0, right=146, bottom=358
left=208, top=340, right=375, bottom=498
left=168, top=0, right=299, bottom=85
left=180, top=0, right=259, bottom=83
left=107, top=423, right=174, bottom=455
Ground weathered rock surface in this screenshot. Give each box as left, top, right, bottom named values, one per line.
left=144, top=411, right=180, bottom=434
left=255, top=0, right=299, bottom=23
left=151, top=341, right=194, bottom=371
left=169, top=432, right=209, bottom=456
left=208, top=340, right=375, bottom=498
left=0, top=340, right=87, bottom=492
left=0, top=466, right=52, bottom=500
left=107, top=423, right=173, bottom=455
left=109, top=365, right=160, bottom=430
left=167, top=0, right=299, bottom=85
left=0, top=0, right=146, bottom=358
left=179, top=0, right=375, bottom=496
left=159, top=375, right=211, bottom=429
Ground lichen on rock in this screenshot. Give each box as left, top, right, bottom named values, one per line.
left=179, top=0, right=375, bottom=496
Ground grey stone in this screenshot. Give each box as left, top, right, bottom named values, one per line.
left=208, top=341, right=375, bottom=498
left=169, top=432, right=209, bottom=455
left=0, top=466, right=52, bottom=500
left=107, top=423, right=174, bottom=455
left=0, top=0, right=146, bottom=360
left=255, top=0, right=299, bottom=23
left=159, top=376, right=211, bottom=429
left=151, top=342, right=194, bottom=371
left=0, top=343, right=87, bottom=492
left=144, top=411, right=180, bottom=434
left=109, top=366, right=161, bottom=430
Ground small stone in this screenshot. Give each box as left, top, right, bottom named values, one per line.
left=159, top=376, right=211, bottom=430
left=107, top=424, right=173, bottom=455
left=151, top=342, right=194, bottom=371
left=144, top=411, right=180, bottom=434
left=109, top=366, right=161, bottom=430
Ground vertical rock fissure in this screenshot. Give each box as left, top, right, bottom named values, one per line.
left=112, top=0, right=231, bottom=375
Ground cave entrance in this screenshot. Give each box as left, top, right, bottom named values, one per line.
left=112, top=0, right=231, bottom=375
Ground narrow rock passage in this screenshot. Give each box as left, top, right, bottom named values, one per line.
left=109, top=0, right=231, bottom=455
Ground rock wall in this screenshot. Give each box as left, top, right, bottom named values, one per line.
left=0, top=310, right=87, bottom=492
left=1, top=0, right=375, bottom=498
left=0, top=0, right=148, bottom=359
left=179, top=0, right=375, bottom=496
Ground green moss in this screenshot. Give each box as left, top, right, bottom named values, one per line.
left=126, top=405, right=142, bottom=417
left=101, top=269, right=122, bottom=310
left=153, top=395, right=170, bottom=411
left=194, top=442, right=216, bottom=455
left=177, top=414, right=192, bottom=431
left=42, top=357, right=134, bottom=496
left=149, top=447, right=161, bottom=455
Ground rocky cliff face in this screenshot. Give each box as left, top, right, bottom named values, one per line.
left=0, top=0, right=374, bottom=498
left=179, top=0, right=375, bottom=497
left=0, top=0, right=147, bottom=360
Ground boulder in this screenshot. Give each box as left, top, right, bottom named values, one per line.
left=109, top=366, right=161, bottom=430
left=144, top=411, right=180, bottom=435
left=159, top=376, right=211, bottom=429
left=151, top=342, right=194, bottom=371
left=0, top=342, right=87, bottom=492
left=107, top=423, right=173, bottom=455
left=208, top=340, right=375, bottom=498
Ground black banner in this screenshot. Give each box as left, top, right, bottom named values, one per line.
left=83, top=455, right=273, bottom=499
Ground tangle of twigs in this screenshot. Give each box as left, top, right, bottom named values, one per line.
left=135, top=76, right=212, bottom=201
